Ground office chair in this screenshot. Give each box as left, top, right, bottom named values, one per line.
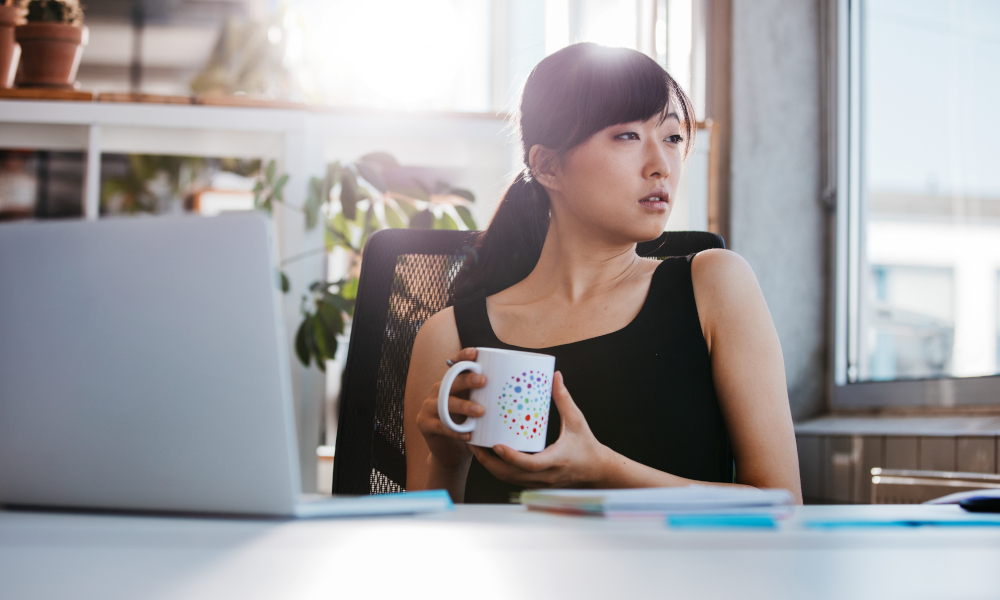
left=331, top=228, right=726, bottom=495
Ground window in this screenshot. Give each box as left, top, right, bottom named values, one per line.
left=835, top=0, right=1000, bottom=407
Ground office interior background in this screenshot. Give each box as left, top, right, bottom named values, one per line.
left=2, top=0, right=999, bottom=503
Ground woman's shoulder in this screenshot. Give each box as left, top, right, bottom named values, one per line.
left=688, top=249, right=767, bottom=347
left=689, top=248, right=755, bottom=284
left=412, top=306, right=462, bottom=358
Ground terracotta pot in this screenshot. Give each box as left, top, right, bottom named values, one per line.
left=0, top=4, right=26, bottom=88
left=14, top=22, right=87, bottom=89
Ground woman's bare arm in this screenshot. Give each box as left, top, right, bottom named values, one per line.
left=403, top=307, right=470, bottom=500
left=691, top=249, right=802, bottom=502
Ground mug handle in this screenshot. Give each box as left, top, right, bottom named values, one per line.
left=437, top=360, right=483, bottom=433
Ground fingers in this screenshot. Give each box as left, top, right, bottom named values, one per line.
left=492, top=445, right=555, bottom=473
left=449, top=371, right=487, bottom=394
left=550, top=371, right=583, bottom=426
left=451, top=347, right=478, bottom=364
left=469, top=445, right=527, bottom=483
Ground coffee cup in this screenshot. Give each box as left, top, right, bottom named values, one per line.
left=437, top=347, right=556, bottom=453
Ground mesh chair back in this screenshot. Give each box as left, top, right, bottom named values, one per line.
left=332, top=228, right=725, bottom=495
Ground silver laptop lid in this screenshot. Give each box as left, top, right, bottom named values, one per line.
left=0, top=213, right=301, bottom=515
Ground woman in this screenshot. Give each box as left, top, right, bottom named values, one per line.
left=403, top=43, right=802, bottom=504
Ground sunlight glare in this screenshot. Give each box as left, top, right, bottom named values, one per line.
left=325, top=0, right=466, bottom=109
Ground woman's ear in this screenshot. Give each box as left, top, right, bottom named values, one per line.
left=528, top=145, right=559, bottom=190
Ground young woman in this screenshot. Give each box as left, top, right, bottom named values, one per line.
left=403, top=43, right=802, bottom=504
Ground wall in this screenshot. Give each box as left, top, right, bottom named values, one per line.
left=729, top=0, right=827, bottom=419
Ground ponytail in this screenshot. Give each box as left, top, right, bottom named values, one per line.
left=450, top=171, right=550, bottom=302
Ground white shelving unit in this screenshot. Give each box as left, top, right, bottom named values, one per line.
left=0, top=98, right=512, bottom=492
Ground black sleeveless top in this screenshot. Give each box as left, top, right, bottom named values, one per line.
left=453, top=256, right=734, bottom=503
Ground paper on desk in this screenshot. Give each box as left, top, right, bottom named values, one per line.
left=520, top=485, right=794, bottom=517
left=292, top=489, right=453, bottom=519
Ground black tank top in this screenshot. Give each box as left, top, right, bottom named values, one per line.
left=453, top=255, right=734, bottom=503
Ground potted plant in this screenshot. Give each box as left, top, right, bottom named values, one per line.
left=14, top=0, right=87, bottom=89
left=253, top=153, right=478, bottom=370
left=0, top=0, right=25, bottom=88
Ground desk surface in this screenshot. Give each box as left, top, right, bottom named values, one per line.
left=2, top=504, right=999, bottom=600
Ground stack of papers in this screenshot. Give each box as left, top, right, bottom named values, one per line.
left=520, top=485, right=794, bottom=520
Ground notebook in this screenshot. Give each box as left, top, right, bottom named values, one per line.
left=520, top=485, right=794, bottom=518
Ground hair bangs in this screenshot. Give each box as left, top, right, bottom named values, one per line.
left=520, top=43, right=696, bottom=163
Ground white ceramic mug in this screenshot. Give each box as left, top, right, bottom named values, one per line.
left=437, top=347, right=556, bottom=453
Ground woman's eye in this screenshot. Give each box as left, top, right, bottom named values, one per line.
left=616, top=132, right=640, bottom=141
left=665, top=134, right=684, bottom=144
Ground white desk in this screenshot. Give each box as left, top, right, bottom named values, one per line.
left=2, top=504, right=999, bottom=600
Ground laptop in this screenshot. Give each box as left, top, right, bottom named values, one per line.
left=0, top=213, right=450, bottom=518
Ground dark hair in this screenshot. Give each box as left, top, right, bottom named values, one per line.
left=451, top=43, right=695, bottom=301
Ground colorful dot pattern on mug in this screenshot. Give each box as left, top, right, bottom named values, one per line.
left=497, top=371, right=551, bottom=439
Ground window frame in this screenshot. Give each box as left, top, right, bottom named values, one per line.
left=831, top=0, right=1000, bottom=410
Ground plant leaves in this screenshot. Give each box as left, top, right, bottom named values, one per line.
left=311, top=314, right=329, bottom=371
left=279, top=270, right=290, bottom=293
left=394, top=196, right=419, bottom=218
left=435, top=211, right=459, bottom=230
left=340, top=277, right=359, bottom=301
left=384, top=202, right=405, bottom=229
left=454, top=205, right=477, bottom=230
left=323, top=291, right=355, bottom=318
left=449, top=188, right=475, bottom=203
left=304, top=177, right=322, bottom=230
left=339, top=169, right=359, bottom=220
left=410, top=209, right=433, bottom=229
left=273, top=173, right=289, bottom=201
left=265, top=160, right=276, bottom=185
left=294, top=316, right=311, bottom=367
left=395, top=185, right=430, bottom=202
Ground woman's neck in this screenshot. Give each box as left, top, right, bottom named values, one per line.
left=517, top=212, right=645, bottom=304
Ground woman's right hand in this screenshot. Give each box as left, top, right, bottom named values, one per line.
left=415, top=347, right=486, bottom=471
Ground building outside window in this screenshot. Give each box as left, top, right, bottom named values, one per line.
left=836, top=0, right=1000, bottom=406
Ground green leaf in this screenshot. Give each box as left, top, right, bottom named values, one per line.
left=449, top=188, right=475, bottom=203
left=265, top=160, right=276, bottom=185
left=384, top=203, right=405, bottom=229
left=279, top=270, right=290, bottom=293
left=324, top=291, right=355, bottom=317
left=318, top=300, right=344, bottom=337
left=339, top=169, right=359, bottom=220
left=454, top=205, right=477, bottom=230
left=273, top=174, right=289, bottom=201
left=434, top=211, right=459, bottom=230
left=394, top=197, right=419, bottom=218
left=311, top=314, right=329, bottom=371
left=294, top=317, right=311, bottom=367
left=253, top=181, right=265, bottom=193
left=304, top=177, right=322, bottom=230
left=395, top=185, right=430, bottom=202
left=341, top=277, right=359, bottom=301
left=409, top=209, right=433, bottom=229
left=323, top=162, right=341, bottom=200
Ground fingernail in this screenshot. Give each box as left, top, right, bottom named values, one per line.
left=494, top=446, right=504, bottom=457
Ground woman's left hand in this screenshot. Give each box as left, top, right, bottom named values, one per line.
left=468, top=371, right=614, bottom=489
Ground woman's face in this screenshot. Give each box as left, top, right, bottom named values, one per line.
left=538, top=111, right=686, bottom=244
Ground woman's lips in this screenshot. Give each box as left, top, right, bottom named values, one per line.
left=638, top=198, right=669, bottom=211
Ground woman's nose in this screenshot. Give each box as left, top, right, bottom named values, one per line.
left=644, top=142, right=671, bottom=180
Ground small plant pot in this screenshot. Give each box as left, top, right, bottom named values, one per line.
left=14, top=21, right=87, bottom=89
left=0, top=4, right=26, bottom=88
